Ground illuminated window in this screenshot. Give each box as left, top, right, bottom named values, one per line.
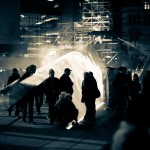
left=144, top=2, right=150, bottom=9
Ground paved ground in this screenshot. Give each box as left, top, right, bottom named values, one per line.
left=0, top=104, right=120, bottom=150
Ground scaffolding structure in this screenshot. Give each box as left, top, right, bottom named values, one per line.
left=81, top=0, right=112, bottom=32
left=19, top=0, right=114, bottom=57
left=57, top=0, right=113, bottom=49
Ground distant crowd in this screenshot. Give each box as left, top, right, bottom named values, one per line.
left=112, top=66, right=150, bottom=126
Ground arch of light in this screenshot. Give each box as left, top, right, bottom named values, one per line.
left=1, top=48, right=105, bottom=122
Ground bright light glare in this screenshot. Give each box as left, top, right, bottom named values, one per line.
left=3, top=49, right=104, bottom=125
left=39, top=49, right=104, bottom=121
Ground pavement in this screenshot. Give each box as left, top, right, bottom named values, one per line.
left=0, top=103, right=120, bottom=150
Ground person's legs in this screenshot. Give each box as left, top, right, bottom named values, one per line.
left=70, top=109, right=79, bottom=127
left=8, top=105, right=13, bottom=116
left=37, top=94, right=44, bottom=114
left=84, top=100, right=93, bottom=120
left=29, top=98, right=34, bottom=123
left=15, top=103, right=20, bottom=117
left=35, top=95, right=40, bottom=114
left=22, top=103, right=27, bottom=122
left=50, top=108, right=55, bottom=125
left=115, top=94, right=126, bottom=120
left=48, top=101, right=55, bottom=124
left=39, top=93, right=44, bottom=108
left=89, top=99, right=96, bottom=120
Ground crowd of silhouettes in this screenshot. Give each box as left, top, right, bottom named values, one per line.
left=103, top=66, right=150, bottom=150
left=111, top=65, right=150, bottom=127
left=3, top=64, right=150, bottom=131
left=2, top=64, right=150, bottom=150
left=3, top=66, right=101, bottom=128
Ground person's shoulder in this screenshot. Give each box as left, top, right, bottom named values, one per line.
left=44, top=77, right=49, bottom=82
left=92, top=77, right=97, bottom=82
left=60, top=74, right=63, bottom=78
left=54, top=77, right=60, bottom=80
left=8, top=76, right=12, bottom=79
left=60, top=74, right=66, bottom=79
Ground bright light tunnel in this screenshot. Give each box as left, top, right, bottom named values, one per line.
left=2, top=49, right=105, bottom=121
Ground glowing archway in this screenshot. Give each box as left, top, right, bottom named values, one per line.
left=4, top=48, right=104, bottom=120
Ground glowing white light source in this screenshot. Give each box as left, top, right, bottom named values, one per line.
left=2, top=49, right=104, bottom=123
left=20, top=15, right=25, bottom=18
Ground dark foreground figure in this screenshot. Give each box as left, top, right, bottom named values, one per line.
left=54, top=92, right=78, bottom=128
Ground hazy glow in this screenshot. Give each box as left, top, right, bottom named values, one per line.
left=132, top=68, right=143, bottom=78
left=1, top=49, right=104, bottom=122
left=118, top=38, right=149, bottom=56
left=118, top=38, right=148, bottom=76
left=38, top=49, right=104, bottom=120
left=66, top=101, right=105, bottom=130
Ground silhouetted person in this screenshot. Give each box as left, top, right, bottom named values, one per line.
left=43, top=69, right=60, bottom=125
left=112, top=66, right=130, bottom=120
left=129, top=73, right=141, bottom=100
left=127, top=73, right=141, bottom=123
left=7, top=68, right=20, bottom=117
left=18, top=64, right=36, bottom=123
left=143, top=70, right=150, bottom=97
left=7, top=68, right=20, bottom=85
left=81, top=71, right=99, bottom=121
left=55, top=92, right=78, bottom=128
left=60, top=68, right=74, bottom=95
left=34, top=83, right=44, bottom=115
left=81, top=72, right=89, bottom=103
left=89, top=71, right=101, bottom=98
left=141, top=70, right=150, bottom=126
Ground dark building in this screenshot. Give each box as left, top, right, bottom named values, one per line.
left=0, top=0, right=150, bottom=86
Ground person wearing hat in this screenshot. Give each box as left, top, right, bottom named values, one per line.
left=59, top=68, right=74, bottom=95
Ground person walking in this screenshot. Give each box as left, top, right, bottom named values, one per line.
left=18, top=64, right=36, bottom=123
left=43, top=69, right=60, bottom=125
left=7, top=68, right=20, bottom=117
